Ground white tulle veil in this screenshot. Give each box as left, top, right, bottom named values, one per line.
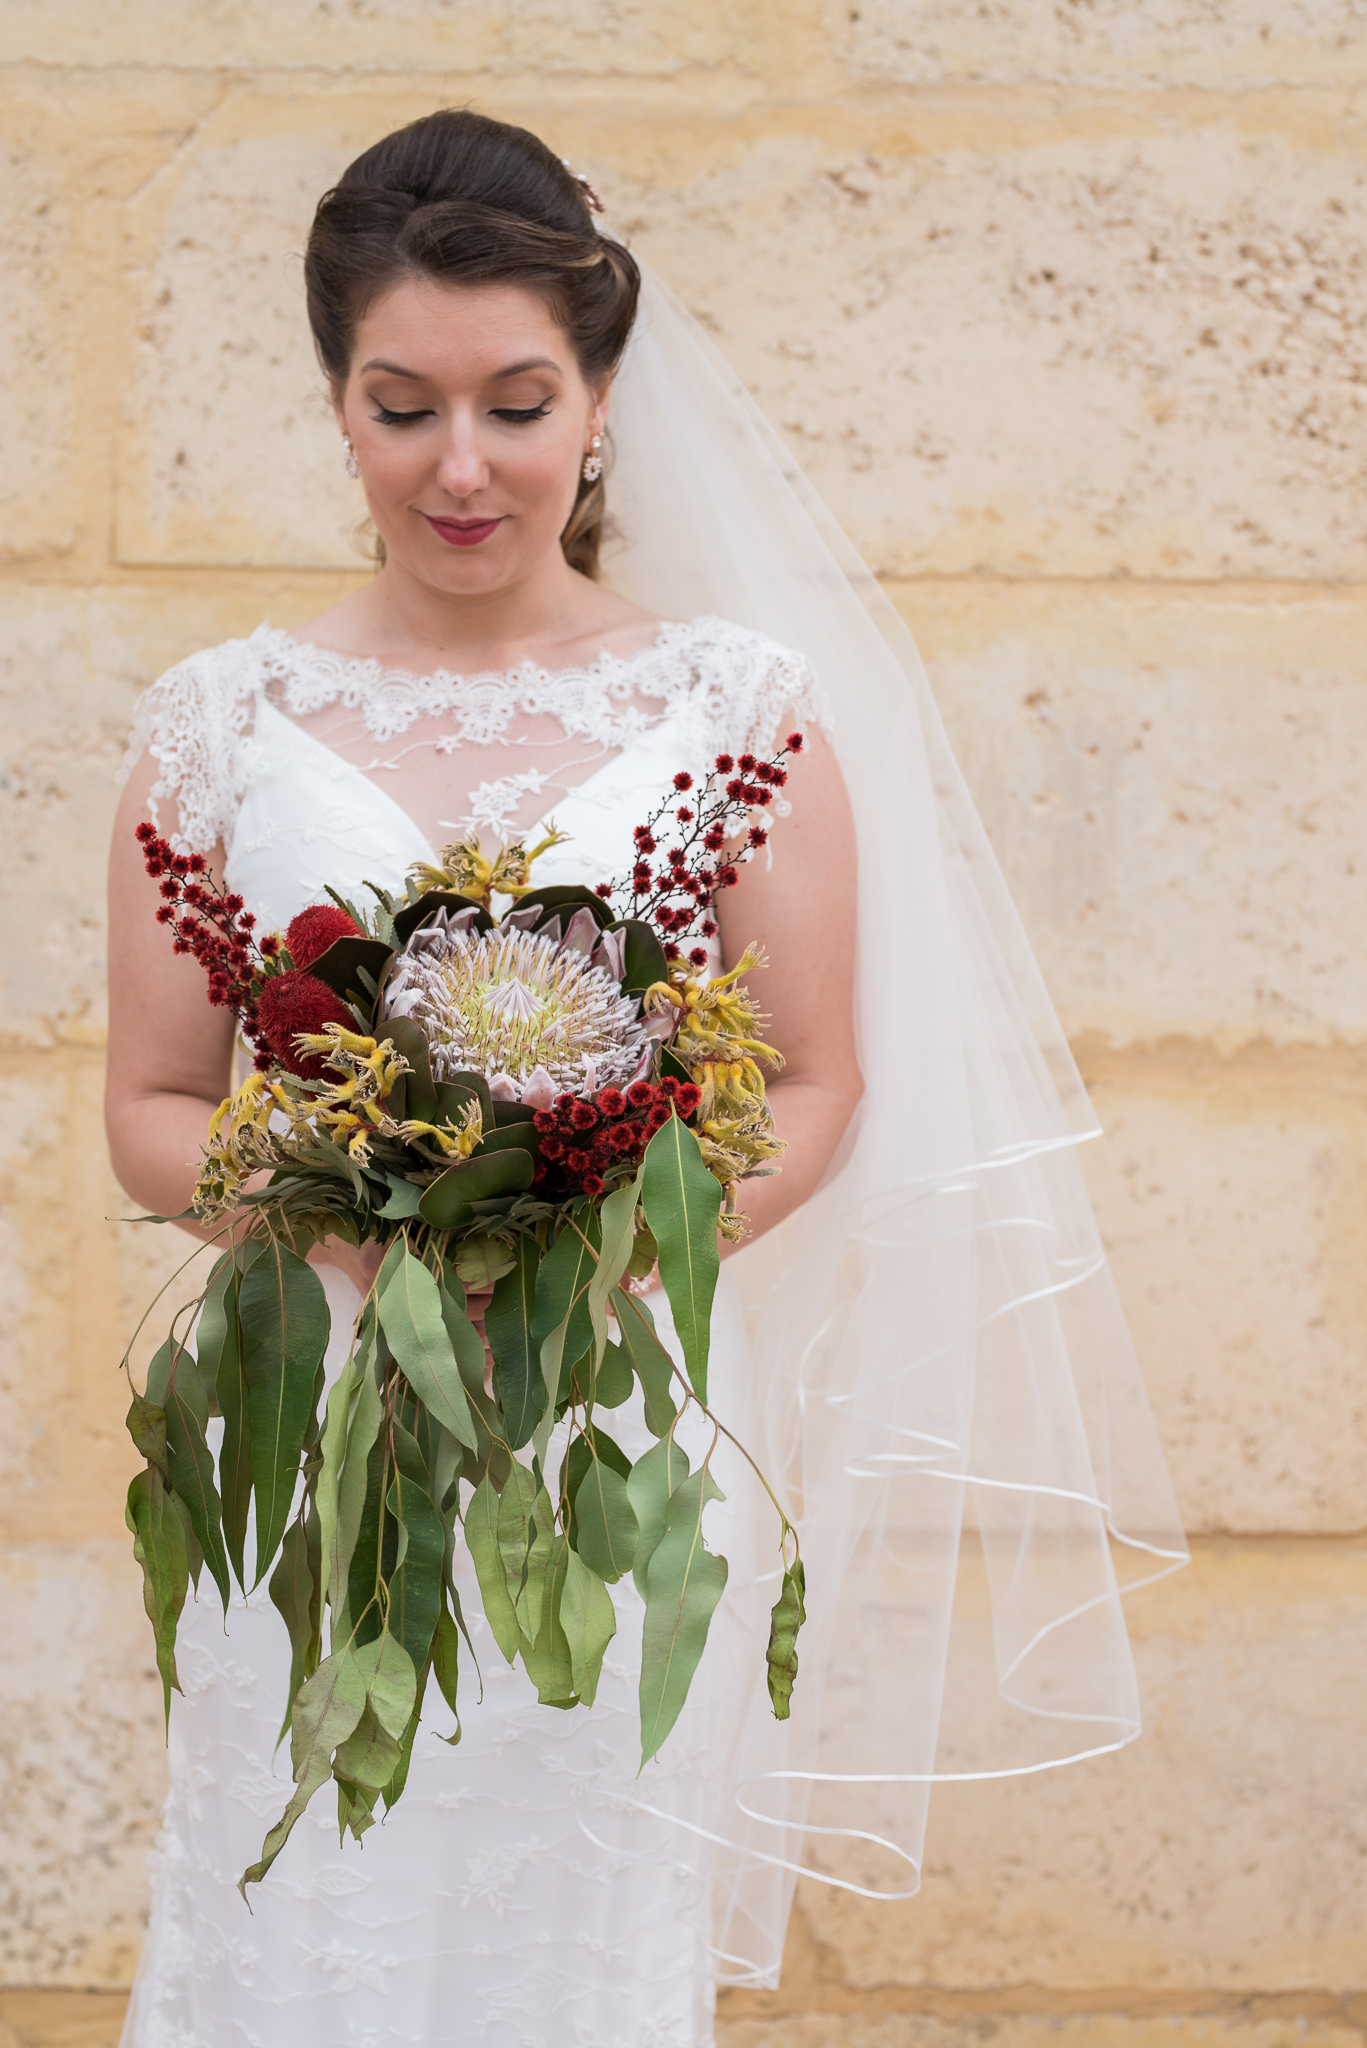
left=596, top=264, right=1188, bottom=1982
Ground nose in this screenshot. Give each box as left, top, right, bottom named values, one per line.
left=435, top=414, right=490, bottom=502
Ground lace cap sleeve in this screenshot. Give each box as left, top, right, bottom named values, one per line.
left=120, top=636, right=264, bottom=855
left=672, top=618, right=834, bottom=764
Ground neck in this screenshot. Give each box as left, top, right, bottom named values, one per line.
left=353, top=549, right=600, bottom=674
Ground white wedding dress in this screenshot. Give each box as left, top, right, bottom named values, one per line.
left=119, top=614, right=829, bottom=2048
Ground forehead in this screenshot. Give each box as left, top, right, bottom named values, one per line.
left=353, top=275, right=571, bottom=380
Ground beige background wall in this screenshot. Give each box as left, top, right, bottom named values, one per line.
left=1, top=5, right=1364, bottom=2044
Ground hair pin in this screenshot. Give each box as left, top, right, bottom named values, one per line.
left=562, top=159, right=605, bottom=215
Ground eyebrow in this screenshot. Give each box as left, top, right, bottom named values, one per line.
left=359, top=355, right=563, bottom=381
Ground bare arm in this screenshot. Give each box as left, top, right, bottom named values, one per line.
left=714, top=726, right=861, bottom=1253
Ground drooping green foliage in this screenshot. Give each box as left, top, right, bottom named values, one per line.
left=122, top=1113, right=805, bottom=1888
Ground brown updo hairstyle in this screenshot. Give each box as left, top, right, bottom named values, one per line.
left=304, top=109, right=640, bottom=579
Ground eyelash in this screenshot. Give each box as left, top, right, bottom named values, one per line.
left=368, top=401, right=553, bottom=426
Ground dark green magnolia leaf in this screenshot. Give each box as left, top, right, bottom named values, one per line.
left=465, top=1474, right=521, bottom=1664
left=485, top=1236, right=543, bottom=1449
left=238, top=1240, right=330, bottom=1587
left=419, top=1147, right=533, bottom=1226
left=391, top=888, right=493, bottom=946
left=306, top=934, right=395, bottom=1010
left=641, top=1116, right=721, bottom=1403
left=126, top=1385, right=169, bottom=1485
left=241, top=1646, right=367, bottom=1892
left=625, top=1431, right=691, bottom=1600
left=377, top=1248, right=477, bottom=1451
left=561, top=1549, right=616, bottom=1706
left=572, top=1463, right=639, bottom=1586
left=612, top=918, right=670, bottom=995
left=765, top=1558, right=807, bottom=1720
left=610, top=1288, right=679, bottom=1439
left=520, top=1532, right=577, bottom=1707
left=269, top=1516, right=322, bottom=1739
left=381, top=1016, right=437, bottom=1122
left=126, top=1466, right=190, bottom=1727
left=639, top=1467, right=728, bottom=1767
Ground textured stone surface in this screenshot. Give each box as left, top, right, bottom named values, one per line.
left=0, top=1544, right=166, bottom=1988
left=0, top=1990, right=126, bottom=2048
left=1077, top=1046, right=1367, bottom=1533
left=115, top=95, right=1367, bottom=580
left=0, top=107, right=78, bottom=562
left=899, top=583, right=1367, bottom=1045
left=720, top=2023, right=1365, bottom=2048
left=797, top=1541, right=1367, bottom=1990
left=0, top=1, right=816, bottom=77
left=845, top=1, right=1367, bottom=86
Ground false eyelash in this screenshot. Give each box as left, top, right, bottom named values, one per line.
left=492, top=401, right=553, bottom=423
left=370, top=403, right=432, bottom=426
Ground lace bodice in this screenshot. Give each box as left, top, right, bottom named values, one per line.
left=125, top=615, right=832, bottom=862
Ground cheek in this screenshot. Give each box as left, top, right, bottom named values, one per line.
left=504, top=431, right=579, bottom=512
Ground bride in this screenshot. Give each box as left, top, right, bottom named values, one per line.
left=105, top=109, right=1185, bottom=2048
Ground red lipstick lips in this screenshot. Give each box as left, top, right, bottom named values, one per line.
left=424, top=514, right=503, bottom=548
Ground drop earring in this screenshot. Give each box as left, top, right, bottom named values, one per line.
left=582, top=434, right=603, bottom=484
left=341, top=433, right=360, bottom=480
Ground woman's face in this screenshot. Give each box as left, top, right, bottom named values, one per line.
left=335, top=275, right=608, bottom=596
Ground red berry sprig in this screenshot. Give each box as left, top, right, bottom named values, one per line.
left=531, top=1077, right=703, bottom=1198
left=136, top=822, right=269, bottom=1040
left=595, top=734, right=804, bottom=962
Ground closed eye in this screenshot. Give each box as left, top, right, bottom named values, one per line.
left=370, top=402, right=434, bottom=426
left=491, top=401, right=553, bottom=423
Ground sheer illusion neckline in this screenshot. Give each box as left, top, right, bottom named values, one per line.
left=254, top=618, right=687, bottom=696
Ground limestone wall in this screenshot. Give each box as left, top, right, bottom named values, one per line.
left=1, top=6, right=1363, bottom=2039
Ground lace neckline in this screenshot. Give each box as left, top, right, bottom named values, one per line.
left=250, top=617, right=700, bottom=698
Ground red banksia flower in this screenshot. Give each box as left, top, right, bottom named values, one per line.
left=596, top=1087, right=626, bottom=1117
left=626, top=1080, right=655, bottom=1109
left=285, top=903, right=362, bottom=971
left=673, top=772, right=693, bottom=791
left=786, top=731, right=804, bottom=752
left=569, top=1101, right=599, bottom=1131
left=256, top=972, right=355, bottom=1080
left=532, top=1109, right=559, bottom=1134
left=715, top=753, right=734, bottom=773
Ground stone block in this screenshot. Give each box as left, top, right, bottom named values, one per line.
left=621, top=117, right=1367, bottom=581
left=0, top=107, right=79, bottom=562
left=0, top=1542, right=166, bottom=1988
left=899, top=584, right=1367, bottom=1046
left=122, top=97, right=1367, bottom=578
left=0, top=0, right=814, bottom=79
left=844, top=1, right=1367, bottom=87
left=1078, top=1048, right=1367, bottom=1533
left=0, top=1989, right=127, bottom=2047
left=720, top=2024, right=1363, bottom=2048
left=796, top=1541, right=1367, bottom=1990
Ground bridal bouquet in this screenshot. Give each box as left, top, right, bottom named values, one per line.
left=123, top=735, right=809, bottom=1887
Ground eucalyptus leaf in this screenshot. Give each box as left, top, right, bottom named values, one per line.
left=269, top=1515, right=322, bottom=1739
left=561, top=1549, right=616, bottom=1706
left=160, top=1342, right=231, bottom=1610
left=639, top=1467, right=729, bottom=1766
left=238, top=1240, right=331, bottom=1586
left=432, top=1602, right=462, bottom=1737
left=520, top=1532, right=576, bottom=1708
left=610, top=1288, right=679, bottom=1439
left=464, top=1475, right=522, bottom=1664
left=453, top=1235, right=516, bottom=1291
left=641, top=1116, right=721, bottom=1403
left=483, top=1228, right=541, bottom=1458
left=626, top=1432, right=692, bottom=1602
left=589, top=1338, right=633, bottom=1410
left=333, top=1703, right=404, bottom=1791
left=378, top=1248, right=477, bottom=1452
left=385, top=1468, right=445, bottom=1679
left=126, top=1466, right=190, bottom=1726
left=352, top=1629, right=419, bottom=1742
left=240, top=1646, right=367, bottom=1892
left=327, top=1331, right=383, bottom=1626
left=531, top=1212, right=601, bottom=1365
left=585, top=1177, right=642, bottom=1372
left=765, top=1559, right=807, bottom=1720
left=572, top=1462, right=638, bottom=1586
